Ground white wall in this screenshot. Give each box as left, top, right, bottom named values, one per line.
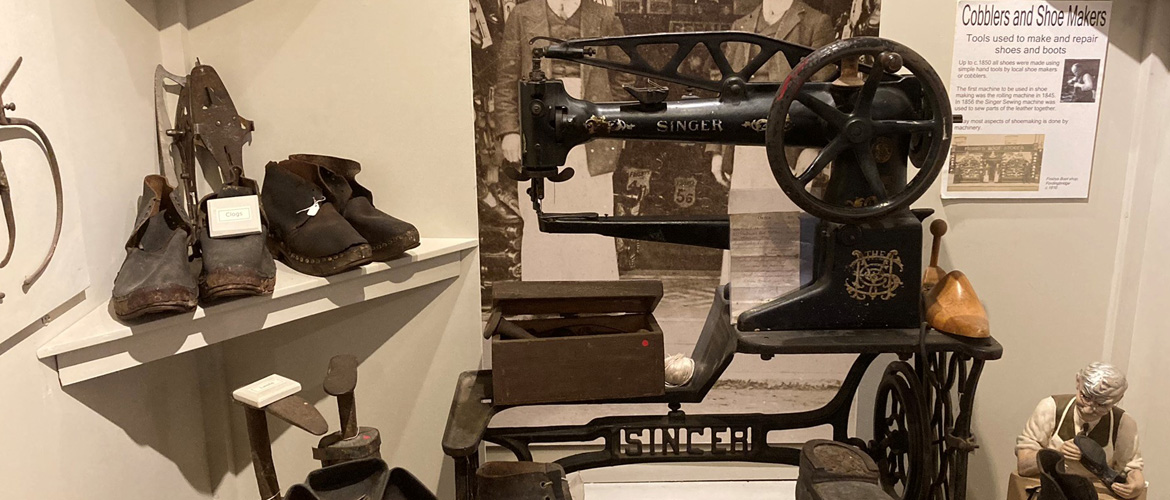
left=0, top=0, right=481, bottom=499
left=1112, top=0, right=1170, bottom=486
left=0, top=1, right=215, bottom=499
left=880, top=1, right=1163, bottom=498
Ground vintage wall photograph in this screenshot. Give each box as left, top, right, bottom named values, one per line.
left=469, top=0, right=881, bottom=427
left=947, top=134, right=1046, bottom=192
left=1060, top=58, right=1101, bottom=103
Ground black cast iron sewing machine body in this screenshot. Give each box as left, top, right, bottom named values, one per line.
left=512, top=32, right=957, bottom=331
left=443, top=33, right=1001, bottom=500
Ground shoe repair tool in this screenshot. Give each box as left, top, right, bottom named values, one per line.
left=0, top=150, right=14, bottom=269
left=154, top=65, right=191, bottom=214
left=314, top=355, right=382, bottom=468
left=234, top=375, right=329, bottom=500
left=184, top=60, right=254, bottom=187
left=165, top=60, right=255, bottom=227
left=514, top=35, right=959, bottom=330
left=0, top=57, right=64, bottom=289
left=236, top=369, right=437, bottom=500
left=482, top=309, right=537, bottom=340
left=925, top=269, right=990, bottom=339
left=923, top=219, right=947, bottom=291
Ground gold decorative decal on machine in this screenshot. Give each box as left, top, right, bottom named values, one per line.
left=846, top=250, right=904, bottom=301
left=846, top=196, right=880, bottom=208
left=610, top=119, right=635, bottom=132
left=585, top=115, right=635, bottom=135
left=742, top=119, right=768, bottom=132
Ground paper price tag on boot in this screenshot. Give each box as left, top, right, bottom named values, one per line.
left=207, top=195, right=263, bottom=238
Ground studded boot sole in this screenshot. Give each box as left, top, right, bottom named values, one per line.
left=267, top=237, right=373, bottom=277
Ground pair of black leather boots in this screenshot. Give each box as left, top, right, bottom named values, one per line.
left=262, top=154, right=419, bottom=276
left=112, top=175, right=276, bottom=320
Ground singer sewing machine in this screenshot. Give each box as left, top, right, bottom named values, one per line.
left=510, top=33, right=955, bottom=330
left=445, top=34, right=1002, bottom=500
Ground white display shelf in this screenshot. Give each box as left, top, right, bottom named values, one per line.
left=38, top=237, right=478, bottom=386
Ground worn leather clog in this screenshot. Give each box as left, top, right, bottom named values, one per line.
left=261, top=160, right=372, bottom=276
left=289, top=154, right=420, bottom=262
left=112, top=175, right=198, bottom=320
left=197, top=177, right=276, bottom=300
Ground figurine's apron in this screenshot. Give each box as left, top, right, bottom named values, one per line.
left=1051, top=397, right=1115, bottom=462
left=519, top=77, right=619, bottom=281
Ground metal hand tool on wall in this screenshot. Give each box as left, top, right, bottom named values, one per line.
left=153, top=65, right=190, bottom=212
left=157, top=60, right=255, bottom=225
left=0, top=57, right=64, bottom=290
left=0, top=151, right=13, bottom=270
left=0, top=151, right=10, bottom=300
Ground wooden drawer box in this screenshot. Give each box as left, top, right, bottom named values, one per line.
left=487, top=280, right=666, bottom=406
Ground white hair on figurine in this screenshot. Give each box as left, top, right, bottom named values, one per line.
left=1076, top=362, right=1128, bottom=405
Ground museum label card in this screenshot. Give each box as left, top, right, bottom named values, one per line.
left=944, top=1, right=1111, bottom=199
left=207, top=195, right=263, bottom=238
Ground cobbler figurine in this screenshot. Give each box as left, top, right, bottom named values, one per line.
left=1016, top=362, right=1146, bottom=499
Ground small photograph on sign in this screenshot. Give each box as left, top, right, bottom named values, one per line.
left=947, top=134, right=1046, bottom=192
left=1061, top=59, right=1101, bottom=103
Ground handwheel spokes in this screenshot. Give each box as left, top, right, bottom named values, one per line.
left=875, top=119, right=938, bottom=135
left=854, top=146, right=888, bottom=200
left=798, top=137, right=847, bottom=186
left=767, top=37, right=952, bottom=224
left=795, top=91, right=848, bottom=129
left=853, top=60, right=886, bottom=117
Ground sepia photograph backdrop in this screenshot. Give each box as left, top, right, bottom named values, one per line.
left=469, top=0, right=880, bottom=429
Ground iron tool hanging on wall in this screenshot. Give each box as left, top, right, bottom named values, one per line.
left=0, top=56, right=65, bottom=291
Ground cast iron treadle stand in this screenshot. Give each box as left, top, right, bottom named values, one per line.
left=443, top=287, right=1002, bottom=500
left=445, top=32, right=999, bottom=500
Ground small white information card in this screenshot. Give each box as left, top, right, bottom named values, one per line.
left=207, top=195, right=263, bottom=238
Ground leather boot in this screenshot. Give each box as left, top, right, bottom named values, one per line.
left=1037, top=449, right=1097, bottom=500
left=261, top=160, right=372, bottom=276
left=112, top=175, right=198, bottom=320
left=476, top=462, right=572, bottom=500
left=196, top=177, right=276, bottom=300
left=289, top=154, right=420, bottom=261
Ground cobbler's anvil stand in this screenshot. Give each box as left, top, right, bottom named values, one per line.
left=443, top=34, right=1002, bottom=500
